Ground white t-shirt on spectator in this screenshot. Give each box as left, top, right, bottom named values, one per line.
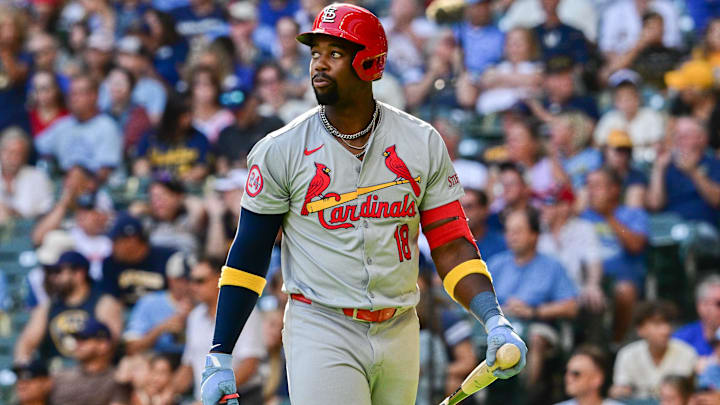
left=476, top=61, right=542, bottom=115
left=182, top=303, right=265, bottom=400
left=70, top=226, right=112, bottom=281
left=193, top=109, right=235, bottom=144
left=613, top=338, right=697, bottom=399
left=453, top=159, right=488, bottom=191
left=499, top=0, right=598, bottom=42
left=594, top=107, right=665, bottom=163
left=538, top=218, right=602, bottom=287
left=0, top=166, right=54, bottom=218
left=599, top=0, right=682, bottom=54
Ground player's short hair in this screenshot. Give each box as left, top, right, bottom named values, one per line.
left=696, top=274, right=720, bottom=301
left=633, top=300, right=678, bottom=327
left=571, top=344, right=609, bottom=376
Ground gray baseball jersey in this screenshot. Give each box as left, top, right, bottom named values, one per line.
left=241, top=102, right=464, bottom=309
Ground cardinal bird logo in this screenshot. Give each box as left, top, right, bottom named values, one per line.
left=383, top=145, right=420, bottom=197
left=301, top=163, right=332, bottom=216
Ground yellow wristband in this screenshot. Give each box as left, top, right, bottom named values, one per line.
left=442, top=259, right=493, bottom=301
left=218, top=266, right=267, bottom=295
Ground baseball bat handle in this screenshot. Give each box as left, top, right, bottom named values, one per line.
left=438, top=343, right=522, bottom=405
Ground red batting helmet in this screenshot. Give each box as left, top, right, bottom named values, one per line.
left=296, top=3, right=388, bottom=81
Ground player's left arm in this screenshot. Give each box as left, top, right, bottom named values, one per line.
left=421, top=201, right=527, bottom=378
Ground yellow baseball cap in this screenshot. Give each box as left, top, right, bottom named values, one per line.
left=607, top=129, right=633, bottom=148
left=665, top=60, right=714, bottom=91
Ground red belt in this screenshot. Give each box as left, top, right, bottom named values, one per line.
left=290, top=293, right=397, bottom=322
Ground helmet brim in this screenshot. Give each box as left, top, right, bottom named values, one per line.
left=296, top=29, right=365, bottom=50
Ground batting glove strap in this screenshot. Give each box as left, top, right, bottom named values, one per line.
left=485, top=315, right=527, bottom=379
left=201, top=353, right=239, bottom=405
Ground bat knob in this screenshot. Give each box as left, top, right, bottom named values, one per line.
left=496, top=344, right=522, bottom=369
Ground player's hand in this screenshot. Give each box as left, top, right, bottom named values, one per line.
left=201, top=353, right=239, bottom=405
left=485, top=315, right=527, bottom=379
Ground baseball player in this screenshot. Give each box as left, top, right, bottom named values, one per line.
left=201, top=4, right=527, bottom=405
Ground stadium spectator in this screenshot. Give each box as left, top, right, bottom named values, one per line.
left=505, top=118, right=558, bottom=197
left=48, top=318, right=131, bottom=405
left=548, top=112, right=600, bottom=191
left=104, top=66, right=153, bottom=153
left=35, top=75, right=122, bottom=180
left=139, top=178, right=203, bottom=254
left=0, top=127, right=54, bottom=222
left=461, top=188, right=506, bottom=261
left=696, top=17, right=720, bottom=72
left=28, top=0, right=62, bottom=35
left=260, top=307, right=289, bottom=405
left=594, top=70, right=665, bottom=163
left=531, top=0, right=590, bottom=63
left=554, top=345, right=622, bottom=405
left=100, top=35, right=168, bottom=125
left=215, top=93, right=284, bottom=173
left=142, top=9, right=189, bottom=88
left=404, top=28, right=461, bottom=116
left=27, top=33, right=67, bottom=87
left=27, top=71, right=69, bottom=138
left=647, top=117, right=720, bottom=228
left=599, top=0, right=682, bottom=56
left=601, top=130, right=648, bottom=209
left=381, top=0, right=435, bottom=87
left=487, top=207, right=578, bottom=388
left=171, top=0, right=229, bottom=44
left=14, top=251, right=124, bottom=366
left=435, top=117, right=488, bottom=191
left=583, top=167, right=649, bottom=344
left=123, top=252, right=193, bottom=355
left=12, top=360, right=52, bottom=405
left=454, top=0, right=503, bottom=79
left=0, top=5, right=30, bottom=133
left=204, top=168, right=247, bottom=258
left=113, top=0, right=150, bottom=37
left=172, top=256, right=265, bottom=403
left=133, top=96, right=211, bottom=184
left=227, top=0, right=266, bottom=81
left=25, top=231, right=76, bottom=309
left=460, top=27, right=542, bottom=115
left=117, top=353, right=179, bottom=405
left=189, top=64, right=235, bottom=143
left=610, top=301, right=697, bottom=401
left=488, top=162, right=533, bottom=231
left=659, top=375, right=694, bottom=405
left=273, top=17, right=309, bottom=99
left=255, top=62, right=312, bottom=124
left=538, top=186, right=605, bottom=312
left=602, top=11, right=684, bottom=90
left=82, top=30, right=115, bottom=84
left=526, top=55, right=599, bottom=121
left=674, top=275, right=720, bottom=356
left=696, top=325, right=720, bottom=392
left=99, top=214, right=177, bottom=307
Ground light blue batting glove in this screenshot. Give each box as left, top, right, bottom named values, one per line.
left=201, top=353, right=239, bottom=405
left=485, top=315, right=528, bottom=379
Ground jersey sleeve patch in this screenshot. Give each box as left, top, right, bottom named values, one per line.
left=246, top=165, right=264, bottom=197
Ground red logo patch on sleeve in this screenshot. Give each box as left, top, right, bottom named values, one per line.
left=246, top=165, right=263, bottom=197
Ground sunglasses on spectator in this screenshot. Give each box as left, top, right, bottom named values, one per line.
left=190, top=276, right=209, bottom=284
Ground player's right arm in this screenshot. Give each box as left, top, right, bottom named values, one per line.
left=202, top=137, right=289, bottom=405
left=201, top=209, right=283, bottom=405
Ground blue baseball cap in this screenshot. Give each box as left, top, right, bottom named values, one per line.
left=55, top=251, right=90, bottom=269
left=72, top=318, right=112, bottom=341
left=108, top=214, right=144, bottom=240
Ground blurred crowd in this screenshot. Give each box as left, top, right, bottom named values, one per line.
left=1, top=0, right=720, bottom=404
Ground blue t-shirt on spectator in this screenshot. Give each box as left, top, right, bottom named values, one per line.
left=154, top=41, right=190, bottom=87
left=135, top=128, right=210, bottom=179
left=533, top=23, right=590, bottom=63
left=115, top=2, right=151, bottom=37
left=563, top=148, right=602, bottom=190
left=124, top=290, right=185, bottom=354
left=664, top=155, right=720, bottom=227
left=99, top=246, right=176, bottom=307
left=152, top=0, right=189, bottom=12
left=624, top=167, right=648, bottom=187
left=580, top=206, right=649, bottom=287
left=99, top=77, right=168, bottom=120
left=0, top=53, right=32, bottom=132
left=171, top=4, right=229, bottom=41
left=674, top=320, right=713, bottom=356
left=258, top=0, right=300, bottom=29
left=543, top=95, right=599, bottom=121
left=35, top=114, right=123, bottom=172
left=476, top=229, right=507, bottom=261
left=487, top=251, right=578, bottom=307
left=454, top=23, right=504, bottom=76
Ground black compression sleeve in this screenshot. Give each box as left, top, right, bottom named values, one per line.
left=211, top=208, right=283, bottom=354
